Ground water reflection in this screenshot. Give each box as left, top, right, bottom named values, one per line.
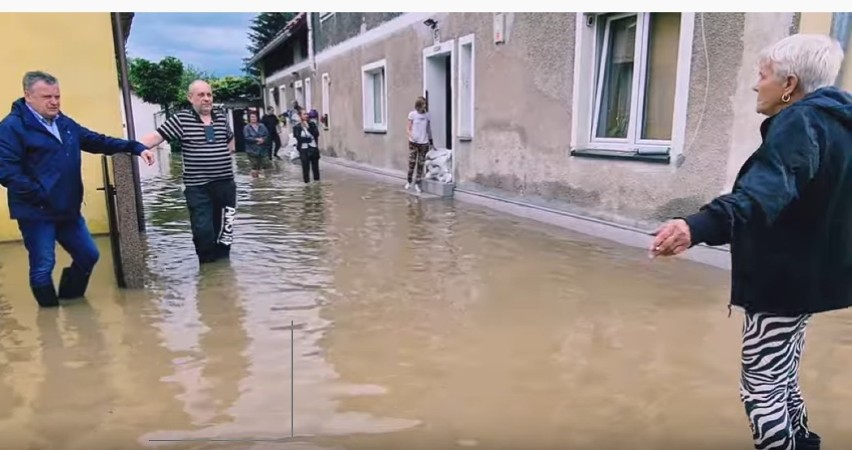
left=1, top=148, right=852, bottom=449
left=141, top=153, right=417, bottom=446
left=30, top=304, right=111, bottom=447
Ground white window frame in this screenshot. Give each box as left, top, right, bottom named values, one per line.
left=278, top=85, right=287, bottom=111
left=321, top=73, right=331, bottom=128
left=570, top=12, right=694, bottom=163
left=304, top=77, right=312, bottom=110
left=293, top=79, right=305, bottom=108
left=361, top=59, right=388, bottom=133
left=267, top=88, right=277, bottom=111
left=457, top=34, right=475, bottom=140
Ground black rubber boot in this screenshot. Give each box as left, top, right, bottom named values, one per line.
left=57, top=266, right=92, bottom=299
left=32, top=284, right=59, bottom=308
left=796, top=430, right=821, bottom=450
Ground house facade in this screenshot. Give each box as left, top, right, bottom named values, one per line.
left=0, top=12, right=138, bottom=242
left=251, top=12, right=852, bottom=231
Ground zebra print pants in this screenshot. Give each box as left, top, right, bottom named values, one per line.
left=740, top=312, right=813, bottom=449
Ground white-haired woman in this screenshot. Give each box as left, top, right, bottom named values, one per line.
left=651, top=33, right=850, bottom=450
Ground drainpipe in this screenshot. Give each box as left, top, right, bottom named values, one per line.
left=111, top=13, right=146, bottom=234
left=830, top=12, right=851, bottom=86
left=307, top=12, right=317, bottom=73
left=110, top=12, right=146, bottom=289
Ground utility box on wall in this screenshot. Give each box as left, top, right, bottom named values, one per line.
left=493, top=13, right=505, bottom=44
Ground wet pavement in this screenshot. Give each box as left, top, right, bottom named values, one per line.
left=3, top=148, right=852, bottom=449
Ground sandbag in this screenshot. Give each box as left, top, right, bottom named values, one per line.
left=423, top=148, right=454, bottom=183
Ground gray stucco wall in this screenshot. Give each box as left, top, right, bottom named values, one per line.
left=314, top=13, right=402, bottom=54
left=313, top=15, right=437, bottom=171
left=272, top=12, right=798, bottom=229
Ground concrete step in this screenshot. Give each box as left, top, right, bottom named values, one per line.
left=420, top=179, right=455, bottom=197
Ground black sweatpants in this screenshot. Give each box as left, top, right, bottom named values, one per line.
left=184, top=178, right=237, bottom=263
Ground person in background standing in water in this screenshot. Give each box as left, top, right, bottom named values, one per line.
left=651, top=34, right=850, bottom=450
left=293, top=108, right=320, bottom=184
left=0, top=71, right=156, bottom=308
left=261, top=106, right=282, bottom=160
left=406, top=96, right=432, bottom=193
left=243, top=111, right=271, bottom=178
left=139, top=79, right=237, bottom=265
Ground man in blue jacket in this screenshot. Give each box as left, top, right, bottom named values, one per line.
left=0, top=71, right=155, bottom=308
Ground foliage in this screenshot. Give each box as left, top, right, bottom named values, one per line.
left=127, top=56, right=184, bottom=115
left=243, top=12, right=297, bottom=76
left=210, top=76, right=261, bottom=104
left=127, top=56, right=260, bottom=112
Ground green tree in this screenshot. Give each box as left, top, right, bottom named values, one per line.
left=128, top=56, right=184, bottom=116
left=210, top=76, right=261, bottom=104
left=243, top=12, right=297, bottom=77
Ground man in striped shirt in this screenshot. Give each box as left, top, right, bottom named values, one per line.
left=140, top=80, right=236, bottom=264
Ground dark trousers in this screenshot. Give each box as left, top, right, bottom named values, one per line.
left=269, top=133, right=282, bottom=158
left=299, top=148, right=320, bottom=183
left=18, top=215, right=100, bottom=288
left=184, top=178, right=237, bottom=263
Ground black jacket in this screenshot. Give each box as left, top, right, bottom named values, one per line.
left=685, top=86, right=852, bottom=316
left=293, top=121, right=320, bottom=154
left=261, top=114, right=280, bottom=140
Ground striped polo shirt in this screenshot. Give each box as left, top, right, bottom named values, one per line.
left=157, top=108, right=234, bottom=186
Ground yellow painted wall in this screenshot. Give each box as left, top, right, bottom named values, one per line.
left=842, top=26, right=852, bottom=91
left=799, top=12, right=852, bottom=90
left=799, top=12, right=833, bottom=34
left=0, top=13, right=124, bottom=242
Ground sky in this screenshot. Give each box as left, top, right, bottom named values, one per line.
left=126, top=12, right=256, bottom=77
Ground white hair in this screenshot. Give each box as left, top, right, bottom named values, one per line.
left=758, top=33, right=845, bottom=95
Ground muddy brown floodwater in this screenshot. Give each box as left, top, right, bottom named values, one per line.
left=2, top=149, right=852, bottom=450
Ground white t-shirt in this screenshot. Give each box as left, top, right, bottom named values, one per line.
left=408, top=110, right=431, bottom=144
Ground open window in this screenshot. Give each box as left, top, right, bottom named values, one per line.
left=571, top=12, right=694, bottom=164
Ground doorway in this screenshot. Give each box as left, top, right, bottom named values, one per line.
left=423, top=41, right=454, bottom=152
left=231, top=108, right=247, bottom=153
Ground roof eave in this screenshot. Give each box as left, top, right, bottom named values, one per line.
left=119, top=12, right=134, bottom=43
left=247, top=12, right=307, bottom=67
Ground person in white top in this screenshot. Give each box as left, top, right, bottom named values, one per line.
left=406, top=96, right=432, bottom=192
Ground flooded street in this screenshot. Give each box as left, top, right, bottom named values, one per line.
left=3, top=150, right=852, bottom=449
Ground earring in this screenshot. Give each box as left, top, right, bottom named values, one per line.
left=781, top=92, right=791, bottom=103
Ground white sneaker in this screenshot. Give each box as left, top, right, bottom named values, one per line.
left=404, top=182, right=411, bottom=190
left=414, top=183, right=422, bottom=193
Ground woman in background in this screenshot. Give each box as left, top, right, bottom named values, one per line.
left=243, top=112, right=271, bottom=178
left=293, top=108, right=321, bottom=183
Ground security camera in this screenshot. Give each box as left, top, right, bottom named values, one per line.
left=423, top=18, right=437, bottom=29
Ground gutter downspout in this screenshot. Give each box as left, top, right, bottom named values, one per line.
left=112, top=13, right=145, bottom=234
left=830, top=12, right=851, bottom=86
left=307, top=12, right=317, bottom=73
left=109, top=12, right=145, bottom=289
